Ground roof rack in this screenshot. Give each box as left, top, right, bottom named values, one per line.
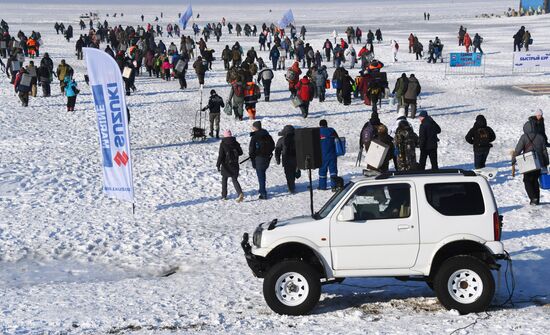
left=373, top=169, right=476, bottom=180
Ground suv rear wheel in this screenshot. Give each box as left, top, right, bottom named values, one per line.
left=434, top=255, right=495, bottom=314
left=263, top=260, right=321, bottom=315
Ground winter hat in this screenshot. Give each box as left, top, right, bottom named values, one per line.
left=418, top=110, right=428, bottom=118
left=252, top=121, right=262, bottom=130
left=223, top=129, right=232, bottom=137
left=397, top=107, right=406, bottom=118
left=319, top=119, right=328, bottom=127
left=210, top=89, right=216, bottom=95
left=535, top=109, right=543, bottom=116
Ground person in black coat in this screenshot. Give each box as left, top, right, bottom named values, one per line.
left=465, top=115, right=496, bottom=169
left=249, top=121, right=275, bottom=200
left=201, top=89, right=225, bottom=138
left=275, top=125, right=297, bottom=193
left=216, top=130, right=244, bottom=202
left=418, top=110, right=441, bottom=170
left=513, top=26, right=525, bottom=52
left=341, top=73, right=355, bottom=105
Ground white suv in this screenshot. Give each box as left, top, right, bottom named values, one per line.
left=242, top=169, right=506, bottom=315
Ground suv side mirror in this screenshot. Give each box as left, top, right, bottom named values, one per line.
left=338, top=205, right=355, bottom=222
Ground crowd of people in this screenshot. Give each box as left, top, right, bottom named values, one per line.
left=1, top=13, right=547, bottom=205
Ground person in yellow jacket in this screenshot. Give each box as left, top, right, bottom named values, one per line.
left=56, top=59, right=73, bottom=93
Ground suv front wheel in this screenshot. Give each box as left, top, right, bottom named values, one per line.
left=434, top=255, right=495, bottom=314
left=263, top=260, right=321, bottom=315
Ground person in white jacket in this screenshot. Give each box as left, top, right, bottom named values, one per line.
left=390, top=40, right=399, bottom=62
left=332, top=30, right=338, bottom=44
left=390, top=107, right=412, bottom=137
left=345, top=45, right=357, bottom=69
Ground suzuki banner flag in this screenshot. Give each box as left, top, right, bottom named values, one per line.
left=513, top=51, right=550, bottom=69
left=179, top=5, right=193, bottom=30
left=278, top=9, right=295, bottom=29
left=84, top=47, right=134, bottom=203
left=449, top=53, right=483, bottom=67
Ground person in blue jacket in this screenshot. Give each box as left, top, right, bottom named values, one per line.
left=319, top=119, right=341, bottom=190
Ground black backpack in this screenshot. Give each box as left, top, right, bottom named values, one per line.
left=257, top=134, right=275, bottom=157
left=226, top=146, right=240, bottom=165
left=477, top=127, right=491, bottom=145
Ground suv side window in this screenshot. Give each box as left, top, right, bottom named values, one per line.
left=424, top=182, right=485, bottom=216
left=343, top=184, right=411, bottom=221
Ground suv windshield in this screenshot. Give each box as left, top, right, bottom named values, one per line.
left=314, top=182, right=354, bottom=220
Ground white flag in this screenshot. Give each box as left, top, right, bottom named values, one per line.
left=84, top=47, right=134, bottom=203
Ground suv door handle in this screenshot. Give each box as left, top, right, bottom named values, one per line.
left=398, top=224, right=413, bottom=231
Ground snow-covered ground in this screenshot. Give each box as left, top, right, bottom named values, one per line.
left=1, top=0, right=549, bottom=333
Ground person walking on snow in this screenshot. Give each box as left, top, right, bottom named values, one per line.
left=249, top=121, right=275, bottom=200
left=275, top=125, right=298, bottom=193
left=512, top=120, right=549, bottom=205
left=418, top=110, right=441, bottom=170
left=216, top=130, right=244, bottom=202
left=202, top=89, right=225, bottom=138
left=465, top=115, right=496, bottom=169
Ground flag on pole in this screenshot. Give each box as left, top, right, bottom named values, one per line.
left=179, top=5, right=193, bottom=30
left=83, top=47, right=134, bottom=203
left=278, top=9, right=295, bottom=29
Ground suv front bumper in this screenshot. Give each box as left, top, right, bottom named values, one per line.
left=241, top=233, right=268, bottom=278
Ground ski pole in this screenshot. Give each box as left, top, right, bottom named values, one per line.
left=240, top=156, right=250, bottom=164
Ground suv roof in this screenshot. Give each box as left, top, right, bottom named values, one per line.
left=352, top=169, right=479, bottom=183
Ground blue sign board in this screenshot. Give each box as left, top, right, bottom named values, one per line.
left=449, top=53, right=483, bottom=67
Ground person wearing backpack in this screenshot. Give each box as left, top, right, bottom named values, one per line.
left=216, top=130, right=244, bottom=202
left=315, top=65, right=329, bottom=102
left=395, top=120, right=419, bottom=171
left=295, top=75, right=315, bottom=118
left=275, top=125, right=298, bottom=193
left=286, top=60, right=301, bottom=97
left=359, top=111, right=382, bottom=154
left=418, top=110, right=441, bottom=170
left=202, top=89, right=225, bottom=138
left=512, top=121, right=550, bottom=205
left=244, top=81, right=261, bottom=120
left=228, top=79, right=245, bottom=121
left=319, top=119, right=341, bottom=191
left=269, top=45, right=280, bottom=71
left=193, top=56, right=207, bottom=86
left=465, top=115, right=496, bottom=169
left=13, top=68, right=31, bottom=107
left=249, top=121, right=275, bottom=200
left=257, top=67, right=274, bottom=102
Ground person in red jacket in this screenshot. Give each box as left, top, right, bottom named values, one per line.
left=408, top=33, right=415, bottom=53
left=295, top=76, right=314, bottom=118
left=286, top=60, right=301, bottom=97
left=464, top=31, right=472, bottom=53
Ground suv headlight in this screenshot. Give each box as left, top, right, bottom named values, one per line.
left=253, top=225, right=263, bottom=247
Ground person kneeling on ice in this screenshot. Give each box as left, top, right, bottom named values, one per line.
left=249, top=121, right=275, bottom=200
left=202, top=89, right=224, bottom=138
left=275, top=125, right=298, bottom=194
left=216, top=130, right=244, bottom=202
left=319, top=119, right=341, bottom=191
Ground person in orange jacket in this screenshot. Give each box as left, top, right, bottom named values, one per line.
left=463, top=31, right=472, bottom=53
left=286, top=60, right=301, bottom=97
left=27, top=38, right=37, bottom=58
